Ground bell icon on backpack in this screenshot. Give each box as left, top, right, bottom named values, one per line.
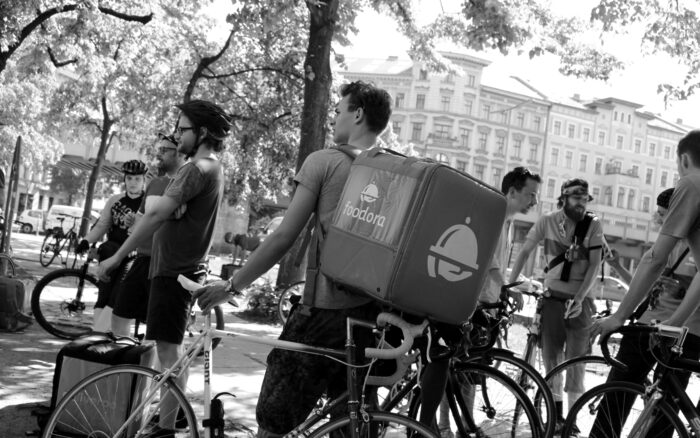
left=427, top=218, right=479, bottom=282
left=360, top=182, right=379, bottom=203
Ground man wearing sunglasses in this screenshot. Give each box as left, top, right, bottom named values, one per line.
left=110, top=133, right=186, bottom=336
left=509, top=178, right=605, bottom=430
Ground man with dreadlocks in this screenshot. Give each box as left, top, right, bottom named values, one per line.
left=99, top=100, right=230, bottom=437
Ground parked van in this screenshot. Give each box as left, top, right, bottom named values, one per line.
left=16, top=209, right=45, bottom=234
left=44, top=205, right=99, bottom=233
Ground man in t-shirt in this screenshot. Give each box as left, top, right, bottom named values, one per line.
left=508, top=178, right=605, bottom=427
left=591, top=130, right=700, bottom=437
left=98, top=100, right=229, bottom=436
left=77, top=160, right=147, bottom=328
left=110, top=133, right=186, bottom=336
left=194, top=81, right=392, bottom=438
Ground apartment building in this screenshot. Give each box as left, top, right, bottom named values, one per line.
left=342, top=53, right=687, bottom=276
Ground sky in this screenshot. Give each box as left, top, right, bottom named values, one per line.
left=336, top=0, right=700, bottom=128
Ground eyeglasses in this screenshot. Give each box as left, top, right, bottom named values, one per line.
left=158, top=146, right=177, bottom=154
left=175, top=126, right=195, bottom=136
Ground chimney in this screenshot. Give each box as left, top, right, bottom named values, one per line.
left=677, top=118, right=683, bottom=124
left=387, top=56, right=398, bottom=61
left=572, top=93, right=581, bottom=101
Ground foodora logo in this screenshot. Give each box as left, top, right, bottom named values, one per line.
left=342, top=183, right=387, bottom=227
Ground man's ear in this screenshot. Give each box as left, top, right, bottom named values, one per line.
left=354, top=107, right=365, bottom=125
left=199, top=126, right=208, bottom=140
left=682, top=153, right=691, bottom=169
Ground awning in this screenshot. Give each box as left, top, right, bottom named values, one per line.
left=54, top=154, right=123, bottom=178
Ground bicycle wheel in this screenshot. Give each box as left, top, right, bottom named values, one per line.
left=0, top=252, right=17, bottom=276
left=62, top=235, right=79, bottom=269
left=185, top=304, right=225, bottom=353
left=39, top=233, right=58, bottom=267
left=32, top=268, right=99, bottom=339
left=277, top=280, right=304, bottom=324
left=468, top=349, right=556, bottom=438
left=307, top=410, right=438, bottom=438
left=561, top=382, right=688, bottom=438
left=409, top=362, right=541, bottom=438
left=42, top=365, right=198, bottom=438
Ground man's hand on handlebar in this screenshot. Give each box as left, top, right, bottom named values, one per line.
left=76, top=239, right=90, bottom=255
left=500, top=282, right=524, bottom=312
left=589, top=313, right=625, bottom=344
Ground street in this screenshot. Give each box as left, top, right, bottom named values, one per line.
left=0, top=232, right=281, bottom=438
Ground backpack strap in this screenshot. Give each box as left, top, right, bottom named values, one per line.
left=544, top=212, right=596, bottom=282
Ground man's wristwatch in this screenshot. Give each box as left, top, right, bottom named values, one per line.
left=225, top=278, right=242, bottom=297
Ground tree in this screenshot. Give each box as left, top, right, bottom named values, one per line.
left=50, top=166, right=89, bottom=205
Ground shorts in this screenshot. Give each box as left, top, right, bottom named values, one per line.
left=95, top=255, right=131, bottom=309
left=145, top=272, right=206, bottom=344
left=256, top=302, right=381, bottom=434
left=112, top=256, right=151, bottom=323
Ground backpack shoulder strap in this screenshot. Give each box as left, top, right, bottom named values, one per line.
left=544, top=212, right=597, bottom=281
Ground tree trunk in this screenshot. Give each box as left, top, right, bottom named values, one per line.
left=80, top=96, right=113, bottom=237
left=276, top=0, right=338, bottom=287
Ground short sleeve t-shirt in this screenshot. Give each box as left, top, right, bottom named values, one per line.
left=480, top=220, right=513, bottom=303
left=150, top=158, right=224, bottom=278
left=640, top=174, right=700, bottom=335
left=525, top=209, right=604, bottom=295
left=294, top=148, right=373, bottom=310
left=107, top=193, right=144, bottom=245
left=135, top=176, right=171, bottom=256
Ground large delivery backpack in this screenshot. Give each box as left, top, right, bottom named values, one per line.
left=45, top=333, right=156, bottom=434
left=320, top=148, right=506, bottom=325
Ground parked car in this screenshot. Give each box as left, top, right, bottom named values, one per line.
left=44, top=205, right=99, bottom=233
left=16, top=209, right=45, bottom=234
left=590, top=276, right=629, bottom=302
left=505, top=268, right=544, bottom=294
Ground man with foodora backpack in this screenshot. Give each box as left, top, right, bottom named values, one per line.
left=508, top=178, right=605, bottom=430
left=194, top=81, right=392, bottom=438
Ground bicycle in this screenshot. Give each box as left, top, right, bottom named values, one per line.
left=277, top=280, right=304, bottom=324
left=32, top=248, right=226, bottom=342
left=561, top=323, right=699, bottom=437
left=39, top=215, right=82, bottom=268
left=41, top=303, right=438, bottom=438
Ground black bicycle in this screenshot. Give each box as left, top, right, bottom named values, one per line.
left=39, top=215, right=82, bottom=268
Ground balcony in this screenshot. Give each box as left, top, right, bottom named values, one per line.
left=594, top=206, right=657, bottom=243
left=427, top=134, right=457, bottom=149
left=605, top=164, right=639, bottom=178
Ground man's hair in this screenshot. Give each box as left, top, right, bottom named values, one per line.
left=340, top=81, right=392, bottom=134
left=656, top=188, right=674, bottom=209
left=501, top=167, right=541, bottom=195
left=175, top=100, right=231, bottom=152
left=557, top=178, right=591, bottom=209
left=677, top=130, right=700, bottom=167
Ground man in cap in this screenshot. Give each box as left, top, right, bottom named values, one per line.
left=508, top=178, right=605, bottom=429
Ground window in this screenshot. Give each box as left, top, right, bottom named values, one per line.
left=546, top=178, right=556, bottom=198
left=456, top=160, right=467, bottom=172
left=592, top=187, right=600, bottom=202
left=617, top=187, right=625, bottom=208
left=499, top=111, right=508, bottom=123
left=464, top=100, right=473, bottom=115
left=441, top=95, right=451, bottom=112
left=459, top=128, right=470, bottom=148
left=595, top=157, right=603, bottom=174
left=642, top=196, right=650, bottom=212
left=473, top=163, right=486, bottom=180
left=513, top=138, right=522, bottom=158
left=416, top=94, right=425, bottom=110
left=631, top=165, right=639, bottom=177
left=392, top=121, right=401, bottom=137
left=614, top=111, right=618, bottom=121
left=481, top=104, right=491, bottom=119
left=583, top=128, right=590, bottom=142
left=649, top=143, right=656, bottom=156
left=598, top=131, right=606, bottom=146
left=435, top=124, right=450, bottom=139
left=628, top=114, right=631, bottom=124
left=411, top=123, right=423, bottom=141
left=565, top=151, right=573, bottom=168
left=604, top=186, right=613, bottom=206
left=467, top=74, right=476, bottom=87
left=496, top=136, right=506, bottom=155
left=579, top=154, right=587, bottom=172
left=492, top=167, right=503, bottom=187
left=661, top=171, right=668, bottom=187
left=616, top=135, right=624, bottom=150
left=533, top=116, right=541, bottom=132
left=627, top=189, right=636, bottom=210
left=516, top=113, right=524, bottom=127
left=568, top=124, right=575, bottom=138
left=645, top=168, right=653, bottom=185
left=395, top=93, right=405, bottom=108
left=634, top=139, right=641, bottom=153
left=529, top=143, right=538, bottom=161
left=550, top=148, right=559, bottom=166
left=478, top=132, right=488, bottom=150
left=664, top=146, right=671, bottom=160
left=444, top=73, right=454, bottom=83
left=554, top=121, right=561, bottom=135
left=419, top=69, right=428, bottom=80
left=435, top=153, right=449, bottom=164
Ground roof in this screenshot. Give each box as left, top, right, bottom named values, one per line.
left=480, top=71, right=549, bottom=102
left=54, top=154, right=124, bottom=178
left=343, top=57, right=414, bottom=76
left=647, top=117, right=686, bottom=134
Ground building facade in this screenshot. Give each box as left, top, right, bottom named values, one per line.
left=342, top=53, right=687, bottom=278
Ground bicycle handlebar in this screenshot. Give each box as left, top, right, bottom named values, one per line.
left=365, top=350, right=419, bottom=387
left=364, top=313, right=428, bottom=360
left=601, top=323, right=689, bottom=372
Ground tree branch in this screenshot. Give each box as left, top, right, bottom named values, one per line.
left=183, top=27, right=236, bottom=101
left=202, top=66, right=303, bottom=82
left=46, top=46, right=78, bottom=67
left=97, top=6, right=153, bottom=24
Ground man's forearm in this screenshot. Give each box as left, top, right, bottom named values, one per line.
left=113, top=211, right=165, bottom=260
left=615, top=251, right=666, bottom=319
left=575, top=259, right=601, bottom=301
left=508, top=251, right=529, bottom=283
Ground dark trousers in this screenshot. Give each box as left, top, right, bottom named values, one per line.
left=590, top=330, right=700, bottom=438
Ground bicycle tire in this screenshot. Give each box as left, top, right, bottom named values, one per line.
left=277, top=280, right=305, bottom=324
left=39, top=233, right=58, bottom=267
left=408, top=361, right=541, bottom=438
left=561, top=381, right=688, bottom=438
left=467, top=348, right=556, bottom=438
left=0, top=252, right=17, bottom=276
left=41, top=365, right=198, bottom=438
left=306, top=410, right=438, bottom=438
left=32, top=268, right=99, bottom=339
left=62, top=235, right=79, bottom=269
